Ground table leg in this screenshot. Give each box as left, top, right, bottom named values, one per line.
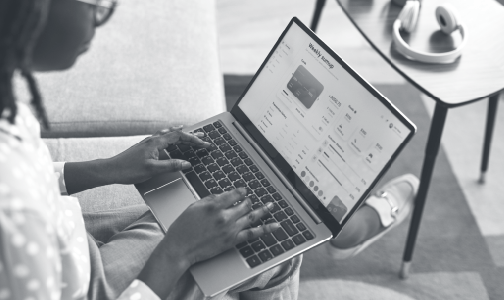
left=479, top=92, right=500, bottom=184
left=310, top=0, right=326, bottom=32
left=400, top=102, right=448, bottom=279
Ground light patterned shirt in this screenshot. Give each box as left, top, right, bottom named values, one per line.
left=0, top=103, right=159, bottom=300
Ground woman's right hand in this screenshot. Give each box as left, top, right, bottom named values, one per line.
left=164, top=187, right=280, bottom=266
left=138, top=188, right=280, bottom=298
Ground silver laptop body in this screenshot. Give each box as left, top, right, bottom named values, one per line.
left=135, top=17, right=416, bottom=297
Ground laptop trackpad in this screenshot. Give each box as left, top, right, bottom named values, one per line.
left=144, top=176, right=197, bottom=232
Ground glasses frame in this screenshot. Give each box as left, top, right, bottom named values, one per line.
left=74, top=0, right=118, bottom=27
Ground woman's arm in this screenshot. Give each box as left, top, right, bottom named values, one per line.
left=64, top=129, right=210, bottom=195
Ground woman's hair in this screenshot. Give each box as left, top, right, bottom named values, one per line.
left=0, top=0, right=51, bottom=129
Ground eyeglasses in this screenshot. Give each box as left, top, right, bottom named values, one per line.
left=74, top=0, right=118, bottom=27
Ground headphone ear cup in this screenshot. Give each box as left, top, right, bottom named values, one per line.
left=398, top=1, right=420, bottom=33
left=435, top=4, right=460, bottom=34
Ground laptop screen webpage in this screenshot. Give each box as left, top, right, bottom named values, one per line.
left=238, top=21, right=411, bottom=224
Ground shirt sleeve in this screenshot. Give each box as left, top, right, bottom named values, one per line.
left=53, top=162, right=68, bottom=196
left=117, top=279, right=161, bottom=300
left=0, top=205, right=61, bottom=300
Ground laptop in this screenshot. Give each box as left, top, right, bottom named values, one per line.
left=135, top=17, right=416, bottom=297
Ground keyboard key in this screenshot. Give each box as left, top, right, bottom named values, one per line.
left=228, top=171, right=241, bottom=181
left=236, top=241, right=247, bottom=248
left=296, top=223, right=306, bottom=231
left=244, top=158, right=254, bottom=166
left=213, top=171, right=226, bottom=181
left=233, top=145, right=243, bottom=152
left=252, top=203, right=262, bottom=210
left=246, top=187, right=254, bottom=196
left=203, top=124, right=215, bottom=132
left=278, top=200, right=288, bottom=208
left=218, top=127, right=227, bottom=134
left=222, top=164, right=235, bottom=174
left=228, top=139, right=238, bottom=146
left=303, top=231, right=314, bottom=240
left=184, top=150, right=196, bottom=159
left=261, top=195, right=274, bottom=204
left=223, top=133, right=232, bottom=140
left=207, top=163, right=220, bottom=173
left=292, top=234, right=306, bottom=245
left=216, top=157, right=229, bottom=166
left=205, top=179, right=218, bottom=189
left=255, top=188, right=267, bottom=197
left=272, top=228, right=289, bottom=241
left=266, top=186, right=276, bottom=193
left=248, top=180, right=261, bottom=189
left=272, top=193, right=282, bottom=201
left=201, top=137, right=212, bottom=143
left=249, top=165, right=259, bottom=173
left=169, top=150, right=184, bottom=159
left=178, top=144, right=191, bottom=152
left=260, top=233, right=277, bottom=247
left=291, top=215, right=300, bottom=224
left=281, top=219, right=299, bottom=237
left=274, top=211, right=288, bottom=222
left=219, top=143, right=232, bottom=152
left=246, top=255, right=261, bottom=268
left=258, top=250, right=273, bottom=263
left=243, top=172, right=255, bottom=182
left=265, top=218, right=276, bottom=225
left=184, top=171, right=210, bottom=198
left=239, top=152, right=248, bottom=159
left=182, top=167, right=193, bottom=174
left=199, top=171, right=212, bottom=181
left=224, top=186, right=234, bottom=192
left=284, top=207, right=294, bottom=216
left=281, top=240, right=295, bottom=251
left=230, top=157, right=243, bottom=167
left=260, top=179, right=270, bottom=187
left=213, top=121, right=222, bottom=128
left=250, top=195, right=260, bottom=204
left=196, top=149, right=209, bottom=158
left=233, top=179, right=247, bottom=188
left=208, top=131, right=220, bottom=139
left=207, top=143, right=218, bottom=152
left=214, top=137, right=226, bottom=145
left=194, top=164, right=206, bottom=174
left=251, top=240, right=266, bottom=252
left=201, top=156, right=215, bottom=166
left=239, top=246, right=254, bottom=258
left=270, top=244, right=285, bottom=256
left=218, top=179, right=232, bottom=188
left=225, top=151, right=237, bottom=159
left=210, top=187, right=224, bottom=194
left=255, top=172, right=265, bottom=180
left=188, top=156, right=201, bottom=166
left=211, top=150, right=224, bottom=159
left=166, top=144, right=177, bottom=152
left=248, top=236, right=260, bottom=243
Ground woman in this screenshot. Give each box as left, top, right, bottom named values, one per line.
left=0, top=0, right=418, bottom=299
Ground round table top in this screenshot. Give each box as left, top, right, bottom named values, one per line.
left=337, top=0, right=504, bottom=107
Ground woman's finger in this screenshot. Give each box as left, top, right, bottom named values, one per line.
left=225, top=197, right=252, bottom=221
left=235, top=223, right=281, bottom=244
left=235, top=202, right=274, bottom=229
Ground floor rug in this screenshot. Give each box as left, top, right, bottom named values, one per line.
left=223, top=75, right=503, bottom=299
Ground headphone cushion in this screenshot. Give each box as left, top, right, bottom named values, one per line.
left=398, top=1, right=420, bottom=33
left=435, top=4, right=460, bottom=34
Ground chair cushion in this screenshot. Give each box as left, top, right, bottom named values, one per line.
left=34, top=0, right=225, bottom=138
left=44, top=136, right=149, bottom=212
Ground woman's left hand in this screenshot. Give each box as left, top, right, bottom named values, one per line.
left=105, top=126, right=211, bottom=185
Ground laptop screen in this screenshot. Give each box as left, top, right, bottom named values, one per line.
left=233, top=19, right=415, bottom=230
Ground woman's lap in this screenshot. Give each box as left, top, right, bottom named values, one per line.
left=84, top=204, right=301, bottom=300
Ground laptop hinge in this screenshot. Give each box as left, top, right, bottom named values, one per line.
left=232, top=122, right=322, bottom=224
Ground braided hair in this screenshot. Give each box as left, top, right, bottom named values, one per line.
left=0, top=0, right=51, bottom=129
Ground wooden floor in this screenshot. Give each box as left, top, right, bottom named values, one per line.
left=216, top=0, right=504, bottom=238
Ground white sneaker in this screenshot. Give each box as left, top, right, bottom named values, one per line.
left=327, top=174, right=419, bottom=260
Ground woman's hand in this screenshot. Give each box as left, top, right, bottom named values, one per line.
left=104, top=127, right=210, bottom=185
left=138, top=188, right=280, bottom=298
left=64, top=126, right=211, bottom=194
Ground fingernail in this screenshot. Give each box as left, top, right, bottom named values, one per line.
left=266, top=202, right=274, bottom=210
left=182, top=161, right=191, bottom=169
left=194, top=132, right=204, bottom=137
left=272, top=223, right=281, bottom=230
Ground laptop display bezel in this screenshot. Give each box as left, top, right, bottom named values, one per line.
left=230, top=17, right=416, bottom=237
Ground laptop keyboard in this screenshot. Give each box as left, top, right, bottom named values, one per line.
left=166, top=120, right=315, bottom=268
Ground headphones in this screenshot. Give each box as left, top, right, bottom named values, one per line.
left=392, top=0, right=467, bottom=64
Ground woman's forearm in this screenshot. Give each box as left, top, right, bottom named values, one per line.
left=64, top=159, right=112, bottom=195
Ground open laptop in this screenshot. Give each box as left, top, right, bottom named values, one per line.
left=135, top=17, right=416, bottom=297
